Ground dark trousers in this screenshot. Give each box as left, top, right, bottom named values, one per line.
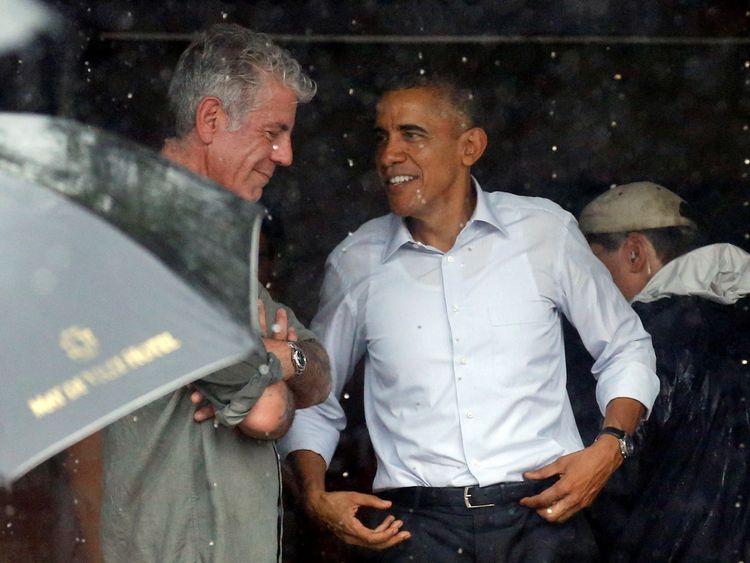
left=364, top=479, right=599, bottom=563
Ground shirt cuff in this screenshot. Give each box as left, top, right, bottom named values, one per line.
left=213, top=352, right=283, bottom=427
left=595, top=362, right=660, bottom=419
left=277, top=408, right=341, bottom=466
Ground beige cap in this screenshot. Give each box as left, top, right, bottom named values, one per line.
left=579, top=181, right=697, bottom=234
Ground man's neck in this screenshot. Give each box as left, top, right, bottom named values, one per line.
left=407, top=187, right=477, bottom=253
left=160, top=135, right=206, bottom=177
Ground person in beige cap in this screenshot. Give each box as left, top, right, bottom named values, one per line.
left=577, top=181, right=750, bottom=562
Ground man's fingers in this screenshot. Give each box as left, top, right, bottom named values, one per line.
left=370, top=514, right=396, bottom=533
left=288, top=326, right=298, bottom=342
left=270, top=308, right=289, bottom=340
left=257, top=299, right=267, bottom=336
left=523, top=459, right=562, bottom=481
left=190, top=390, right=203, bottom=404
left=193, top=405, right=216, bottom=422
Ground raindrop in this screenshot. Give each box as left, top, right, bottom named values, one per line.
left=347, top=159, right=354, bottom=167
left=127, top=92, right=133, bottom=99
left=418, top=52, right=423, bottom=60
left=743, top=201, right=749, bottom=206
left=611, top=121, right=618, bottom=127
left=461, top=56, right=468, bottom=63
left=552, top=145, right=558, bottom=152
left=745, top=61, right=750, bottom=68
left=132, top=415, right=138, bottom=422
left=342, top=471, right=349, bottom=477
left=348, top=88, right=355, bottom=95
left=6, top=523, right=11, bottom=529
left=343, top=393, right=350, bottom=400
left=613, top=73, right=623, bottom=80
left=742, top=359, right=748, bottom=365
left=419, top=68, right=426, bottom=75
left=209, top=540, right=215, bottom=547
left=550, top=51, right=557, bottom=59
left=271, top=323, right=282, bottom=334
left=744, top=159, right=750, bottom=165
left=552, top=173, right=558, bottom=179
left=221, top=11, right=228, bottom=19
left=351, top=19, right=357, bottom=25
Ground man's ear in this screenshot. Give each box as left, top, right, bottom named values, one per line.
left=622, top=233, right=650, bottom=274
left=460, top=127, right=488, bottom=166
left=194, top=96, right=225, bottom=144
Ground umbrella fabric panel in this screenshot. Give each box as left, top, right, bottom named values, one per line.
left=0, top=112, right=262, bottom=329
left=0, top=167, right=260, bottom=483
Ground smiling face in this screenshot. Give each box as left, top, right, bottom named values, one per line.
left=374, top=87, right=475, bottom=222
left=206, top=78, right=298, bottom=201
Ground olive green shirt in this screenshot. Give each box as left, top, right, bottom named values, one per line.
left=101, top=286, right=316, bottom=563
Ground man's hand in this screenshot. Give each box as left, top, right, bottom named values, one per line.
left=305, top=490, right=411, bottom=550
left=258, top=298, right=298, bottom=378
left=258, top=298, right=332, bottom=408
left=519, top=436, right=622, bottom=523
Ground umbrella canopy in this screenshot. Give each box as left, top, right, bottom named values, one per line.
left=0, top=113, right=265, bottom=484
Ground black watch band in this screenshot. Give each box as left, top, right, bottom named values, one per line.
left=597, top=426, right=635, bottom=459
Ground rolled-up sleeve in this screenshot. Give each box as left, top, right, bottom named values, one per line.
left=556, top=218, right=660, bottom=417
left=194, top=285, right=318, bottom=426
left=278, top=256, right=366, bottom=465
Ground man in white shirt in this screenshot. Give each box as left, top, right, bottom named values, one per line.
left=279, top=76, right=659, bottom=561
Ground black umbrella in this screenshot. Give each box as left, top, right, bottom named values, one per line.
left=0, top=113, right=265, bottom=484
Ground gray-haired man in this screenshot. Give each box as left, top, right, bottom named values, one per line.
left=100, top=24, right=330, bottom=563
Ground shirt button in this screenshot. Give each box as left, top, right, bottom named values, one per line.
left=452, top=305, right=460, bottom=312
left=447, top=256, right=455, bottom=263
left=460, top=357, right=468, bottom=365
left=467, top=410, right=474, bottom=419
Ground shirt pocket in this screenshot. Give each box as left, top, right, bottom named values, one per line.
left=486, top=299, right=556, bottom=386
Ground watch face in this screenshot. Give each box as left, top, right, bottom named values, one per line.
left=620, top=436, right=635, bottom=458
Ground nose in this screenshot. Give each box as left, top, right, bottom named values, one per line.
left=378, top=137, right=406, bottom=168
left=270, top=137, right=293, bottom=167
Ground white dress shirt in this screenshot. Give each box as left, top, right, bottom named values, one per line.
left=280, top=184, right=658, bottom=491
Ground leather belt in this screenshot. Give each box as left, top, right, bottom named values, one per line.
left=378, top=477, right=557, bottom=510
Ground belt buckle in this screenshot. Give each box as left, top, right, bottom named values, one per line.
left=463, top=486, right=495, bottom=509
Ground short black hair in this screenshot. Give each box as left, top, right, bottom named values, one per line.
left=380, top=72, right=481, bottom=129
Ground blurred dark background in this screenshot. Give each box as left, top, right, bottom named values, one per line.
left=2, top=1, right=749, bottom=561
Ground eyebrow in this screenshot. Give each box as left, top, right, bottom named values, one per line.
left=373, top=124, right=428, bottom=135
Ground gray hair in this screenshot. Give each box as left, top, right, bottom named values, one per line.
left=168, top=24, right=316, bottom=137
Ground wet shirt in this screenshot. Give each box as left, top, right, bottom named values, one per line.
left=279, top=184, right=658, bottom=491
left=101, top=286, right=316, bottom=563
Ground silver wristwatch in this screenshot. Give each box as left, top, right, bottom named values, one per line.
left=597, top=426, right=635, bottom=459
left=287, top=341, right=307, bottom=377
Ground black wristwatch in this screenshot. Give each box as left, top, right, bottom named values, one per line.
left=287, top=341, right=307, bottom=377
left=597, top=426, right=635, bottom=460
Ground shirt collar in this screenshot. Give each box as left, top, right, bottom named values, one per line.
left=381, top=177, right=507, bottom=263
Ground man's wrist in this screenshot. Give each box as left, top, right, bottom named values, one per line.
left=596, top=426, right=635, bottom=460
left=288, top=340, right=307, bottom=378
